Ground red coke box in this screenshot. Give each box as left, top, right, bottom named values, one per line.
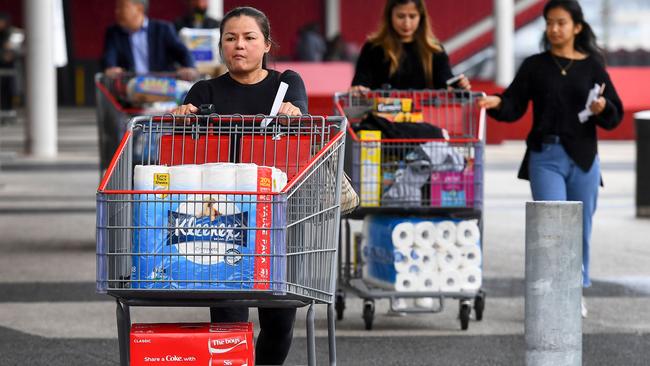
left=130, top=322, right=255, bottom=366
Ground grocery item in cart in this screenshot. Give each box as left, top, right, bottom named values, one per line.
left=359, top=130, right=381, bottom=207
left=132, top=164, right=283, bottom=290
left=373, top=97, right=423, bottom=123
left=362, top=215, right=482, bottom=293
left=179, top=27, right=221, bottom=66
left=133, top=165, right=172, bottom=287
left=126, top=75, right=193, bottom=104
left=130, top=322, right=254, bottom=366
left=430, top=168, right=475, bottom=207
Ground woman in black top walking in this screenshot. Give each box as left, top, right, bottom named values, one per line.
left=172, top=7, right=306, bottom=365
left=479, top=0, right=623, bottom=317
left=350, top=0, right=470, bottom=92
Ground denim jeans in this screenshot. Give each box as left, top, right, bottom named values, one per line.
left=528, top=143, right=600, bottom=287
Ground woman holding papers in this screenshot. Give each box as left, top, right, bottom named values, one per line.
left=172, top=7, right=306, bottom=365
left=479, top=0, right=623, bottom=317
left=350, top=0, right=470, bottom=92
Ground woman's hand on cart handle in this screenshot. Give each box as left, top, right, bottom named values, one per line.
left=171, top=103, right=199, bottom=115
left=478, top=95, right=502, bottom=110
left=105, top=67, right=124, bottom=78
left=349, top=85, right=370, bottom=96
left=447, top=74, right=471, bottom=91
left=277, top=102, right=302, bottom=116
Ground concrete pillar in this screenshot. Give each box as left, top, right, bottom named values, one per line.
left=525, top=201, right=582, bottom=366
left=25, top=0, right=57, bottom=157
left=207, top=0, right=224, bottom=21
left=494, top=0, right=515, bottom=87
left=325, top=0, right=341, bottom=40
left=635, top=111, right=650, bottom=217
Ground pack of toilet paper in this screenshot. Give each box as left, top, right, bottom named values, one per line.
left=131, top=163, right=288, bottom=291
left=362, top=215, right=482, bottom=295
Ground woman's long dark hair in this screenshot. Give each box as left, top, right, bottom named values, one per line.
left=369, top=0, right=443, bottom=87
left=541, top=0, right=605, bottom=65
left=219, top=6, right=273, bottom=69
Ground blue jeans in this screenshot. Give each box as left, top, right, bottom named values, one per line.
left=528, top=143, right=600, bottom=287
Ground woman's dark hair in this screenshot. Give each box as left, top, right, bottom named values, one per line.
left=219, top=7, right=273, bottom=68
left=542, top=0, right=605, bottom=65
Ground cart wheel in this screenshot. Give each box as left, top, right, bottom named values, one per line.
left=335, top=290, right=346, bottom=321
left=362, top=299, right=375, bottom=331
left=474, top=290, right=486, bottom=321
left=459, top=301, right=471, bottom=331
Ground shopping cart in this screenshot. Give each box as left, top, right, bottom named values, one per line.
left=95, top=72, right=199, bottom=175
left=334, top=89, right=486, bottom=330
left=96, top=114, right=347, bottom=365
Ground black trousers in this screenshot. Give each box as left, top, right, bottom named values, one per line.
left=210, top=306, right=296, bottom=365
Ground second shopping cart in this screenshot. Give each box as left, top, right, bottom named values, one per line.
left=334, top=89, right=486, bottom=330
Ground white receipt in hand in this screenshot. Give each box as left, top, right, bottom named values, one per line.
left=261, top=81, right=289, bottom=128
left=578, top=83, right=602, bottom=123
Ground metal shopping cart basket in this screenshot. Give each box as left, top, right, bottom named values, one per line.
left=95, top=72, right=199, bottom=175
left=96, top=114, right=347, bottom=365
left=333, top=89, right=486, bottom=330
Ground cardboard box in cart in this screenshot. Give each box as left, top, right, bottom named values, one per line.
left=130, top=322, right=254, bottom=366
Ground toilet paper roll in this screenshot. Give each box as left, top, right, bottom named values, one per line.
left=414, top=297, right=434, bottom=308
left=434, top=221, right=456, bottom=250
left=395, top=273, right=419, bottom=292
left=440, top=269, right=462, bottom=292
left=419, top=272, right=441, bottom=292
left=458, top=244, right=482, bottom=269
left=456, top=220, right=480, bottom=246
left=391, top=222, right=415, bottom=250
left=414, top=221, right=437, bottom=248
left=393, top=248, right=414, bottom=273
left=458, top=266, right=482, bottom=291
left=437, top=245, right=463, bottom=271
left=235, top=164, right=268, bottom=192
left=169, top=165, right=203, bottom=216
left=134, top=165, right=170, bottom=191
left=202, top=164, right=237, bottom=191
left=201, top=164, right=238, bottom=217
left=416, top=247, right=439, bottom=273
left=169, top=165, right=202, bottom=190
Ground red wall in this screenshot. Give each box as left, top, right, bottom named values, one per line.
left=0, top=0, right=23, bottom=27
left=224, top=0, right=324, bottom=60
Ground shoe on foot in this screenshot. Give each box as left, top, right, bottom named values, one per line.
left=387, top=298, right=407, bottom=316
left=414, top=297, right=434, bottom=309
left=581, top=296, right=588, bottom=318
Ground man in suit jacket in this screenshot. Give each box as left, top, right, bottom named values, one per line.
left=102, top=0, right=197, bottom=79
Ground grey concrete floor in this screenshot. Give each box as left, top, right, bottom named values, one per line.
left=1, top=108, right=649, bottom=365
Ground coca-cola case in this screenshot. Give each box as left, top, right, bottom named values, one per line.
left=130, top=322, right=255, bottom=366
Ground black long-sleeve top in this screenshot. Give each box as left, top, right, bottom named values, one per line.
left=351, top=41, right=454, bottom=89
left=488, top=51, right=623, bottom=180
left=184, top=69, right=308, bottom=114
